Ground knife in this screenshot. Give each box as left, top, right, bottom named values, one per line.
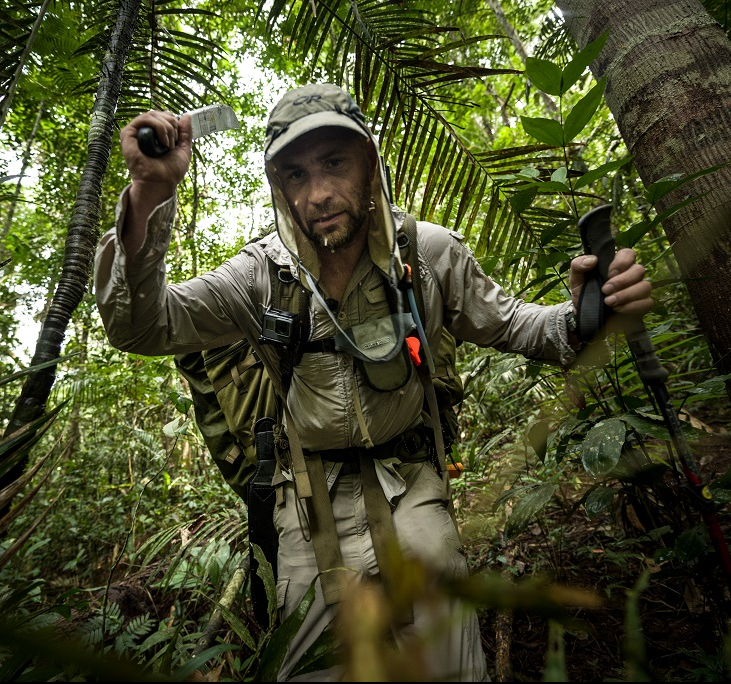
left=137, top=104, right=239, bottom=157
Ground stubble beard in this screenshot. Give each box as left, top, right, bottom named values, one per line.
left=301, top=184, right=371, bottom=251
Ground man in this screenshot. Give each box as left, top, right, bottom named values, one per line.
left=94, top=83, right=653, bottom=681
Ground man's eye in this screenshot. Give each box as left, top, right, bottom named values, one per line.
left=287, top=169, right=305, bottom=181
left=326, top=157, right=343, bottom=169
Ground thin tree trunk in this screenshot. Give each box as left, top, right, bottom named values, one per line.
left=555, top=0, right=731, bottom=381
left=486, top=0, right=559, bottom=115
left=1, top=0, right=142, bottom=504
left=1, top=100, right=45, bottom=261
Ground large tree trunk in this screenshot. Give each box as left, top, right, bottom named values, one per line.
left=1, top=0, right=142, bottom=503
left=555, top=0, right=731, bottom=379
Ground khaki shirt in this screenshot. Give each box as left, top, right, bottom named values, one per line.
left=94, top=188, right=577, bottom=451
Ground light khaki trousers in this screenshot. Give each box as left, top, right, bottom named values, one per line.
left=273, top=460, right=490, bottom=682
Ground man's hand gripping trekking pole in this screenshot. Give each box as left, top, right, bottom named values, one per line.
left=576, top=204, right=731, bottom=581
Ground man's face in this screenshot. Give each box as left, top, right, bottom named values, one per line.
left=272, top=127, right=375, bottom=250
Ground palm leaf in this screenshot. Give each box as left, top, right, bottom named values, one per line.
left=256, top=0, right=604, bottom=291
left=259, top=0, right=522, bottom=229
left=0, top=0, right=51, bottom=129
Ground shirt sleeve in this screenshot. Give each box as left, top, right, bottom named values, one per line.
left=416, top=221, right=578, bottom=368
left=93, top=186, right=252, bottom=355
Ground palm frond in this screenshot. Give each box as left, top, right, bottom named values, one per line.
left=68, top=0, right=232, bottom=123
left=256, top=0, right=604, bottom=292
left=260, top=0, right=526, bottom=231
left=0, top=0, right=50, bottom=129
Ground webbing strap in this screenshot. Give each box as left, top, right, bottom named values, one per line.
left=359, top=454, right=414, bottom=624
left=303, top=452, right=349, bottom=605
left=401, top=216, right=450, bottom=481
left=418, top=359, right=453, bottom=510
left=282, top=402, right=312, bottom=498
left=401, top=215, right=455, bottom=522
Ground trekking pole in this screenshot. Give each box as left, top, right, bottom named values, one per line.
left=576, top=204, right=731, bottom=581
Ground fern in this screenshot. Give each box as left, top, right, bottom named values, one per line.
left=75, top=601, right=122, bottom=648
left=113, top=612, right=156, bottom=657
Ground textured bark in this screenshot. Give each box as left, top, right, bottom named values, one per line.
left=191, top=558, right=250, bottom=657
left=555, top=0, right=731, bottom=378
left=2, top=0, right=142, bottom=496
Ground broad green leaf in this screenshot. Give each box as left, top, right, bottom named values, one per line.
left=530, top=278, right=565, bottom=303
left=530, top=180, right=571, bottom=192
left=526, top=419, right=550, bottom=462
left=540, top=220, right=573, bottom=246
left=682, top=373, right=731, bottom=397
left=219, top=604, right=257, bottom=651
left=643, top=161, right=729, bottom=205
left=170, top=644, right=240, bottom=681
left=478, top=255, right=500, bottom=276
left=584, top=486, right=618, bottom=519
left=561, top=30, right=610, bottom=94
left=674, top=526, right=710, bottom=563
left=563, top=78, right=606, bottom=143
left=551, top=167, right=567, bottom=183
left=290, top=626, right=341, bottom=677
left=169, top=389, right=193, bottom=415
left=518, top=166, right=541, bottom=179
left=614, top=220, right=653, bottom=248
left=644, top=173, right=685, bottom=205
left=581, top=417, right=626, bottom=478
left=509, top=186, right=538, bottom=215
left=505, top=483, right=558, bottom=538
left=521, top=116, right=564, bottom=147
left=535, top=251, right=570, bottom=269
left=526, top=56, right=562, bottom=96
left=163, top=415, right=189, bottom=437
left=254, top=575, right=319, bottom=681
left=574, top=157, right=631, bottom=190
left=252, top=543, right=278, bottom=628
left=620, top=412, right=671, bottom=441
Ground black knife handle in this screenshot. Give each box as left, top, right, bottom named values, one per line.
left=138, top=127, right=170, bottom=157
left=576, top=204, right=615, bottom=342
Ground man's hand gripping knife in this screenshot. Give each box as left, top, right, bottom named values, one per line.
left=118, top=111, right=194, bottom=258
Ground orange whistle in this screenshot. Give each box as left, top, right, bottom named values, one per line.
left=406, top=336, right=422, bottom=365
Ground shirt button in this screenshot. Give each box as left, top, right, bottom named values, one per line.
left=338, top=312, right=346, bottom=320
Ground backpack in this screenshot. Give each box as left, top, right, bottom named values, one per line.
left=176, top=215, right=462, bottom=495
left=174, top=215, right=463, bottom=624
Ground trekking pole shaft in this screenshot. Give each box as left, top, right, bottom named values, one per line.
left=624, top=315, right=731, bottom=578
left=577, top=204, right=731, bottom=580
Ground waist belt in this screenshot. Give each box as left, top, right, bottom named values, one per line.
left=304, top=424, right=430, bottom=464
left=302, top=337, right=337, bottom=353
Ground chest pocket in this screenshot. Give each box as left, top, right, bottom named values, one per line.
left=353, top=279, right=414, bottom=392
left=358, top=278, right=393, bottom=322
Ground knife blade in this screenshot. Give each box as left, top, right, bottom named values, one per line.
left=137, top=104, right=239, bottom=157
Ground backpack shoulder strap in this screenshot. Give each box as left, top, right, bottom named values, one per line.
left=261, top=256, right=316, bottom=504
left=264, top=257, right=312, bottom=388
left=399, top=214, right=425, bottom=323
left=397, top=215, right=450, bottom=488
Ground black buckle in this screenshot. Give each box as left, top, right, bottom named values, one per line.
left=399, top=426, right=424, bottom=456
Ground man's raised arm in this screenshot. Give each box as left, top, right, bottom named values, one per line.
left=117, top=110, right=193, bottom=258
